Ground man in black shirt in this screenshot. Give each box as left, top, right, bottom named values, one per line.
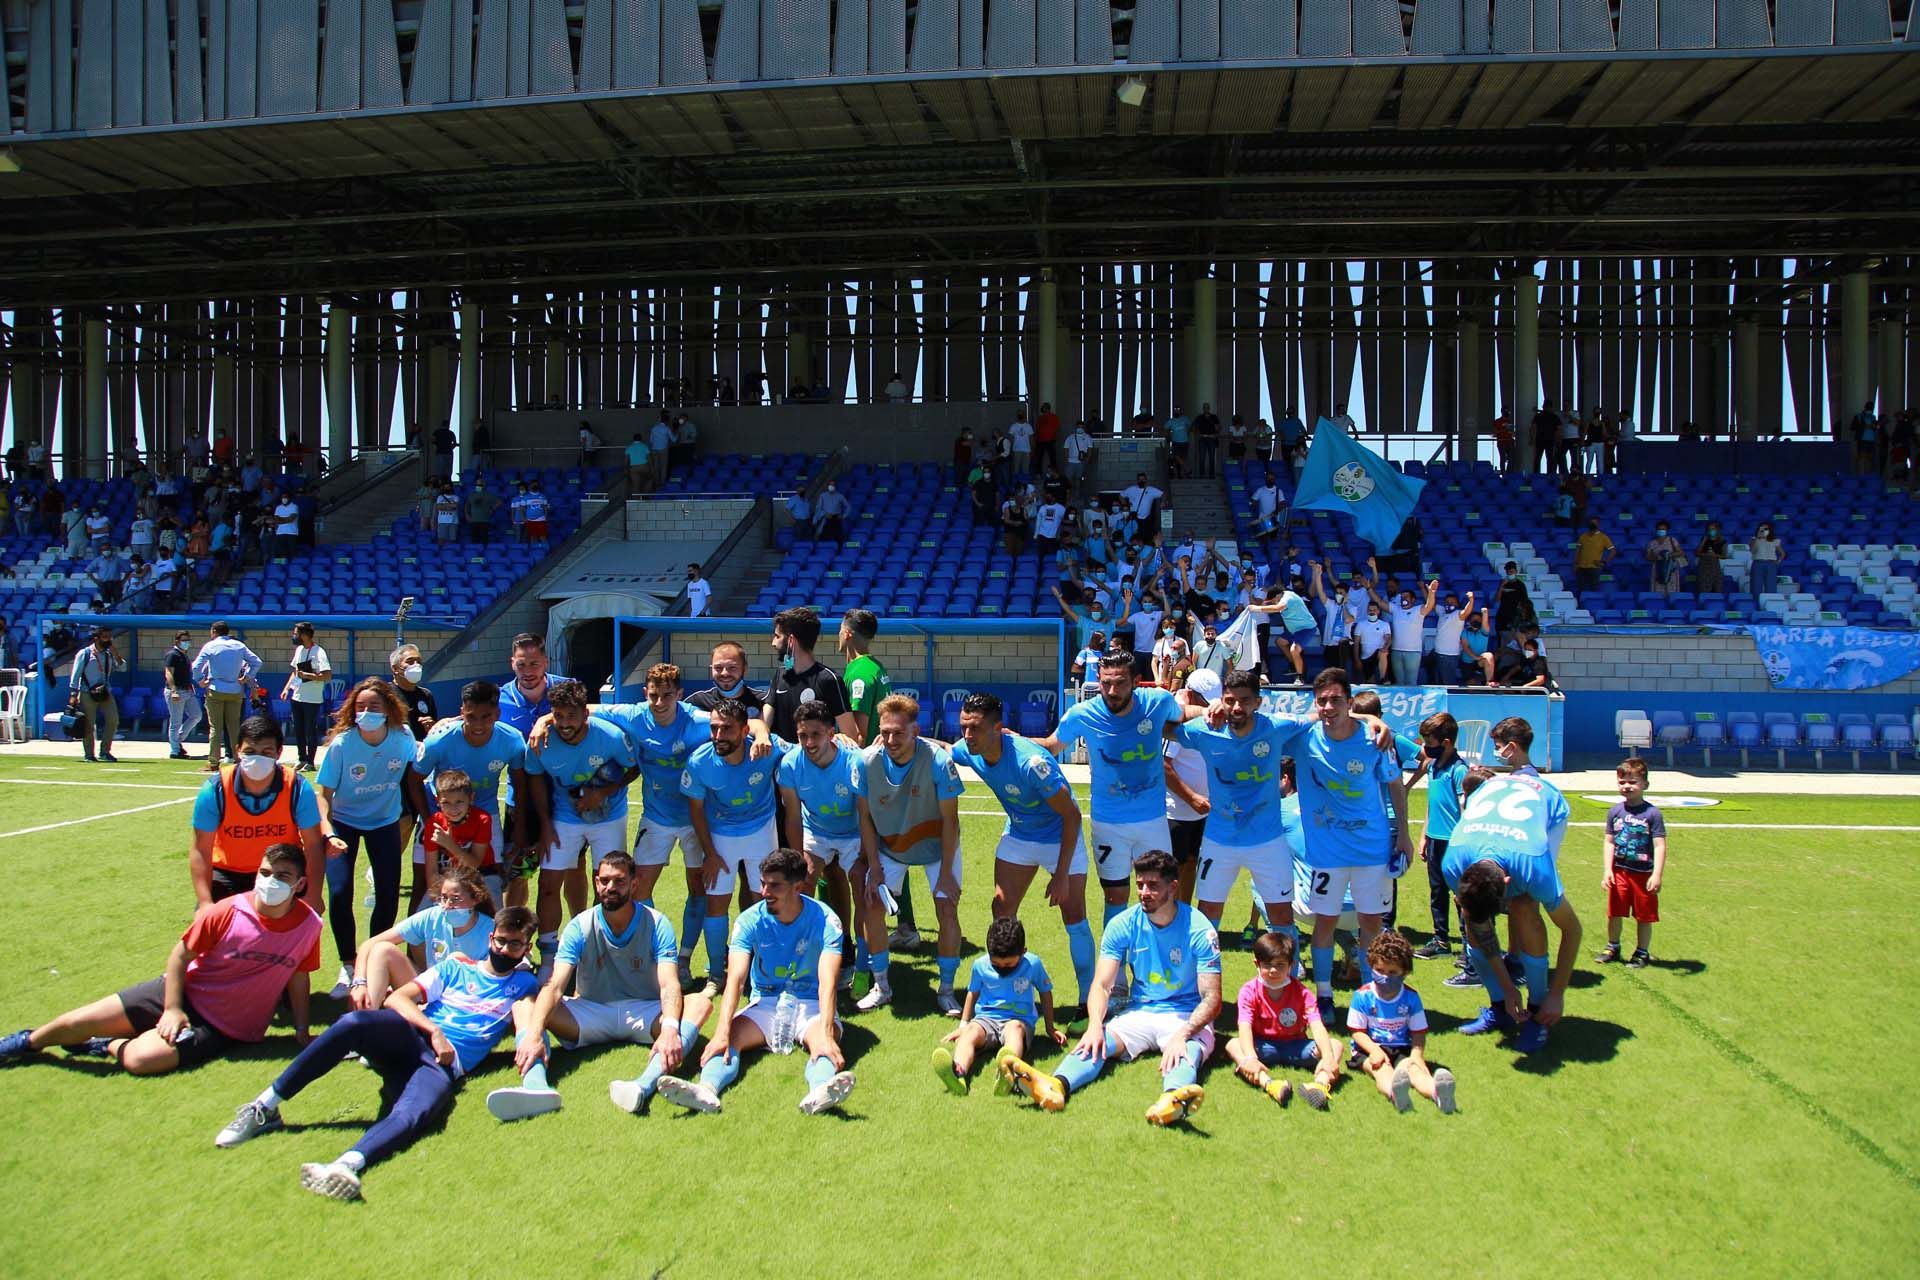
left=768, top=607, right=856, bottom=742
left=163, top=630, right=203, bottom=760
left=685, top=641, right=769, bottom=722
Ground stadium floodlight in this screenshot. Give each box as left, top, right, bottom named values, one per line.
left=1116, top=77, right=1147, bottom=108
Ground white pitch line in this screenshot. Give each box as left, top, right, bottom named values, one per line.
left=0, top=796, right=194, bottom=839
left=0, top=778, right=201, bottom=793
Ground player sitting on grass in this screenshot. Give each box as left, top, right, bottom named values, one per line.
left=1346, top=930, right=1455, bottom=1115
left=1596, top=757, right=1667, bottom=968
left=1224, top=930, right=1340, bottom=1110
left=999, top=849, right=1221, bottom=1128
left=932, top=917, right=1066, bottom=1095
left=656, top=848, right=856, bottom=1117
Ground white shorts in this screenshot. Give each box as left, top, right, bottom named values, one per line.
left=1300, top=864, right=1393, bottom=918
left=736, top=995, right=838, bottom=1052
left=558, top=996, right=662, bottom=1048
left=802, top=830, right=864, bottom=870
left=1195, top=834, right=1294, bottom=907
left=996, top=833, right=1086, bottom=876
left=414, top=820, right=506, bottom=866
left=878, top=853, right=963, bottom=901
left=634, top=821, right=697, bottom=868
left=1089, top=816, right=1172, bottom=884
left=544, top=817, right=629, bottom=872
left=1106, top=1009, right=1217, bottom=1061
left=704, top=820, right=778, bottom=897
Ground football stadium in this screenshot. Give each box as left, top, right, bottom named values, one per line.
left=0, top=0, right=1916, bottom=1273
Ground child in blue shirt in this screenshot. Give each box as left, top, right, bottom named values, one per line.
left=1345, top=931, right=1456, bottom=1114
left=932, top=918, right=1066, bottom=1096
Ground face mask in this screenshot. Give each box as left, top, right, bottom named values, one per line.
left=487, top=946, right=521, bottom=975
left=1162, top=627, right=1175, bottom=636
left=355, top=710, right=386, bottom=731
left=1524, top=649, right=1538, bottom=659
left=239, top=753, right=277, bottom=782
left=401, top=663, right=424, bottom=684
left=254, top=872, right=294, bottom=907
left=1373, top=974, right=1406, bottom=1000
left=1656, top=528, right=1669, bottom=537
left=443, top=907, right=473, bottom=929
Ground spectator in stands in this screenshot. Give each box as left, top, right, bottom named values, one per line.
left=1584, top=410, right=1610, bottom=474
left=465, top=481, right=500, bottom=542
left=1122, top=472, right=1164, bottom=529
left=1193, top=403, right=1221, bottom=478
left=1008, top=409, right=1034, bottom=478
left=83, top=503, right=110, bottom=552
left=1559, top=408, right=1584, bottom=474
left=1644, top=521, right=1686, bottom=597
left=432, top=482, right=460, bottom=544
left=884, top=371, right=909, bottom=403
left=68, top=627, right=122, bottom=763
left=991, top=426, right=1014, bottom=488
left=1164, top=406, right=1190, bottom=477
left=952, top=427, right=975, bottom=485
left=1378, top=579, right=1436, bottom=686
left=1694, top=521, right=1729, bottom=594
left=1891, top=410, right=1916, bottom=486
left=284, top=622, right=332, bottom=772
left=1353, top=595, right=1391, bottom=683
left=1530, top=402, right=1559, bottom=473
left=1062, top=420, right=1094, bottom=501
left=1748, top=521, right=1782, bottom=598
left=812, top=482, right=850, bottom=544
left=1424, top=590, right=1472, bottom=684
left=1151, top=618, right=1193, bottom=689
left=89, top=544, right=129, bottom=605
left=999, top=488, right=1028, bottom=558
left=432, top=423, right=458, bottom=482
left=649, top=415, right=674, bottom=487
left=1458, top=607, right=1495, bottom=684
left=1308, top=562, right=1354, bottom=675
left=1034, top=402, right=1062, bottom=475
left=1573, top=518, right=1616, bottom=593
left=674, top=414, right=698, bottom=469
left=1850, top=401, right=1878, bottom=474
left=577, top=421, right=603, bottom=469
left=686, top=564, right=712, bottom=618
left=966, top=464, right=995, bottom=525
left=521, top=480, right=551, bottom=543
left=1496, top=633, right=1553, bottom=689
left=241, top=459, right=266, bottom=495
left=1493, top=561, right=1536, bottom=645
left=1277, top=407, right=1306, bottom=458
left=785, top=489, right=812, bottom=541
left=273, top=492, right=301, bottom=558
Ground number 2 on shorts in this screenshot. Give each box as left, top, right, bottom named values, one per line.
left=1313, top=871, right=1331, bottom=895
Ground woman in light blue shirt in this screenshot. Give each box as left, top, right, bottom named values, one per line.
left=315, top=678, right=427, bottom=996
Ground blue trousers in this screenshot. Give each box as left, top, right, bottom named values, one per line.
left=272, top=1009, right=457, bottom=1167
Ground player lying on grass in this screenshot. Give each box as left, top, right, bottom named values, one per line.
left=1346, top=930, right=1456, bottom=1114
left=932, top=916, right=1067, bottom=1095
left=1224, top=929, right=1340, bottom=1110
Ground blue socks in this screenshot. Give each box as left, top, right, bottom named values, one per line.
left=1466, top=944, right=1505, bottom=1006
left=1520, top=951, right=1550, bottom=1007
left=1161, top=1040, right=1203, bottom=1091
left=937, top=954, right=960, bottom=991
left=699, top=1048, right=741, bottom=1095
left=520, top=1059, right=551, bottom=1091
left=855, top=936, right=870, bottom=972
left=1054, top=1036, right=1113, bottom=1095
left=1250, top=891, right=1272, bottom=931
left=1065, top=920, right=1096, bottom=1003
left=679, top=897, right=703, bottom=960
left=804, top=1054, right=836, bottom=1089
left=701, top=913, right=729, bottom=981
left=1355, top=943, right=1376, bottom=989
left=1311, top=944, right=1335, bottom=996
left=1102, top=900, right=1125, bottom=930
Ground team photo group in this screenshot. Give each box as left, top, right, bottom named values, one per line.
left=2, top=604, right=1633, bottom=1205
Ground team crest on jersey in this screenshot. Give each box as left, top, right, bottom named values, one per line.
left=1136, top=719, right=1152, bottom=735
left=1252, top=742, right=1271, bottom=758
left=1006, top=784, right=1022, bottom=797
left=489, top=760, right=506, bottom=774
left=386, top=758, right=404, bottom=772
left=1013, top=978, right=1030, bottom=993
left=588, top=755, right=605, bottom=768
left=749, top=771, right=765, bottom=786
left=834, top=783, right=850, bottom=797
left=1345, top=760, right=1367, bottom=775
left=1278, top=1006, right=1299, bottom=1028
left=348, top=764, right=368, bottom=781
left=1169, top=947, right=1184, bottom=966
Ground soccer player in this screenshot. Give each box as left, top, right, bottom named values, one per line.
left=1292, top=669, right=1414, bottom=1022
left=1225, top=930, right=1340, bottom=1109
left=838, top=608, right=892, bottom=745
left=857, top=695, right=966, bottom=1013
left=1442, top=766, right=1581, bottom=1055
left=488, top=853, right=711, bottom=1121
left=1000, top=851, right=1220, bottom=1127
left=1, top=844, right=320, bottom=1075
left=213, top=907, right=542, bottom=1202
left=933, top=917, right=1065, bottom=1094
left=656, top=849, right=855, bottom=1116
left=1346, top=930, right=1456, bottom=1113
left=412, top=681, right=531, bottom=903
left=951, top=692, right=1095, bottom=1007
left=682, top=699, right=787, bottom=989
left=522, top=679, right=639, bottom=978
left=779, top=699, right=867, bottom=993
left=1033, top=651, right=1201, bottom=1003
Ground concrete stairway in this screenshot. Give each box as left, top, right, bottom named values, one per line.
left=1168, top=475, right=1238, bottom=541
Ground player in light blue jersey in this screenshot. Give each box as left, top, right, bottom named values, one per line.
left=1443, top=765, right=1581, bottom=1054
left=1001, top=851, right=1222, bottom=1127
left=681, top=699, right=789, bottom=989
left=522, top=680, right=640, bottom=978
left=1291, top=668, right=1413, bottom=1022
left=657, top=849, right=855, bottom=1116
left=779, top=700, right=867, bottom=995
left=933, top=917, right=1065, bottom=1094
left=411, top=681, right=530, bottom=904
left=953, top=693, right=1096, bottom=1007
left=1036, top=651, right=1204, bottom=1001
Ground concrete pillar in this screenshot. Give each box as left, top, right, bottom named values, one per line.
left=1841, top=270, right=1871, bottom=427
left=1878, top=310, right=1905, bottom=425
left=11, top=356, right=36, bottom=469
left=787, top=329, right=812, bottom=393
left=1513, top=266, right=1539, bottom=469
left=1734, top=319, right=1760, bottom=439
left=82, top=316, right=108, bottom=479
left=459, top=300, right=481, bottom=472
left=211, top=352, right=234, bottom=455
left=325, top=304, right=352, bottom=468
left=1190, top=275, right=1218, bottom=415
left=1034, top=277, right=1059, bottom=410
left=1459, top=318, right=1482, bottom=460
left=546, top=333, right=568, bottom=407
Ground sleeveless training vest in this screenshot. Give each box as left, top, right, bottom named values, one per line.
left=212, top=764, right=301, bottom=874
left=862, top=741, right=945, bottom=866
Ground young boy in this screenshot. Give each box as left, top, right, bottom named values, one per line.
left=1414, top=712, right=1469, bottom=959
left=1597, top=757, right=1666, bottom=967
left=1346, top=930, right=1456, bottom=1114
left=933, top=917, right=1066, bottom=1094
left=418, top=770, right=500, bottom=907
left=1225, top=930, right=1341, bottom=1110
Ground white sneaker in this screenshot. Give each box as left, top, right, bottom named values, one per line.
left=328, top=966, right=352, bottom=1000
left=887, top=925, right=921, bottom=950
left=1433, top=1066, right=1457, bottom=1115
left=299, top=1160, right=363, bottom=1201
left=854, top=984, right=892, bottom=1012
left=936, top=990, right=962, bottom=1018
left=799, top=1070, right=856, bottom=1115
left=608, top=1079, right=650, bottom=1114
left=1390, top=1061, right=1413, bottom=1113
left=214, top=1101, right=281, bottom=1148
left=657, top=1076, right=722, bottom=1114
left=485, top=1086, right=563, bottom=1122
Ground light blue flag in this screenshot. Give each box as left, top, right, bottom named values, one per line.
left=1293, top=419, right=1426, bottom=549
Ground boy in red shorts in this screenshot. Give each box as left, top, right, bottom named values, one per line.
left=1596, top=757, right=1666, bottom=968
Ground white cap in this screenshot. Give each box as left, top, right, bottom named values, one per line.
left=1185, top=669, right=1223, bottom=702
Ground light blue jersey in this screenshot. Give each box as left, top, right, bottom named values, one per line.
left=314, top=726, right=418, bottom=830
left=730, top=897, right=844, bottom=1001
left=951, top=732, right=1072, bottom=843
left=777, top=743, right=867, bottom=841
left=595, top=701, right=709, bottom=827
left=1441, top=772, right=1570, bottom=908
left=1099, top=902, right=1221, bottom=1016
left=1172, top=713, right=1313, bottom=847
left=681, top=739, right=787, bottom=836
left=556, top=903, right=677, bottom=969
left=397, top=904, right=494, bottom=966
left=525, top=719, right=638, bottom=825
left=1345, top=982, right=1429, bottom=1049
left=1052, top=687, right=1181, bottom=824
left=1293, top=722, right=1400, bottom=870
left=413, top=722, right=527, bottom=819
left=414, top=957, right=540, bottom=1074
left=969, top=951, right=1053, bottom=1025
left=1425, top=756, right=1469, bottom=840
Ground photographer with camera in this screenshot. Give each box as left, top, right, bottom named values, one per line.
left=67, top=627, right=122, bottom=763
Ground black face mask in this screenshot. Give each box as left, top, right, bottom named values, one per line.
left=487, top=947, right=521, bottom=974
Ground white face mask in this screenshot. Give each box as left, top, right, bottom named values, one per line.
left=254, top=872, right=294, bottom=907
left=238, top=753, right=278, bottom=782
left=401, top=663, right=424, bottom=684
left=443, top=906, right=474, bottom=929
left=355, top=710, right=386, bottom=732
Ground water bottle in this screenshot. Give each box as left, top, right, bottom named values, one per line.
left=877, top=881, right=900, bottom=918
left=768, top=990, right=800, bottom=1056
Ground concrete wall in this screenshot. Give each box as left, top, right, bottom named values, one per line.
left=119, top=624, right=460, bottom=688
left=626, top=497, right=755, bottom=542
left=501, top=404, right=1024, bottom=465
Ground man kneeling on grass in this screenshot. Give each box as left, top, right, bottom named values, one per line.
left=1, top=844, right=320, bottom=1074
left=213, top=906, right=541, bottom=1202
left=1000, top=849, right=1221, bottom=1127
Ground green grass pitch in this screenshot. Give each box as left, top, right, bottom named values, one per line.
left=0, top=757, right=1915, bottom=1277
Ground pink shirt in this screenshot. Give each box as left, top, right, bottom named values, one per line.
left=181, top=895, right=323, bottom=1041
left=1236, top=976, right=1320, bottom=1042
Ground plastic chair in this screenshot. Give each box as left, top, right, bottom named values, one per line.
left=1875, top=714, right=1913, bottom=769
left=1453, top=718, right=1492, bottom=766
left=1651, top=710, right=1690, bottom=767
left=1839, top=713, right=1874, bottom=770
left=1763, top=711, right=1800, bottom=768
left=1615, top=709, right=1653, bottom=756
left=939, top=688, right=971, bottom=741
left=1802, top=713, right=1837, bottom=769
left=1727, top=711, right=1762, bottom=768
left=1692, top=711, right=1724, bottom=767
left=1017, top=689, right=1058, bottom=737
